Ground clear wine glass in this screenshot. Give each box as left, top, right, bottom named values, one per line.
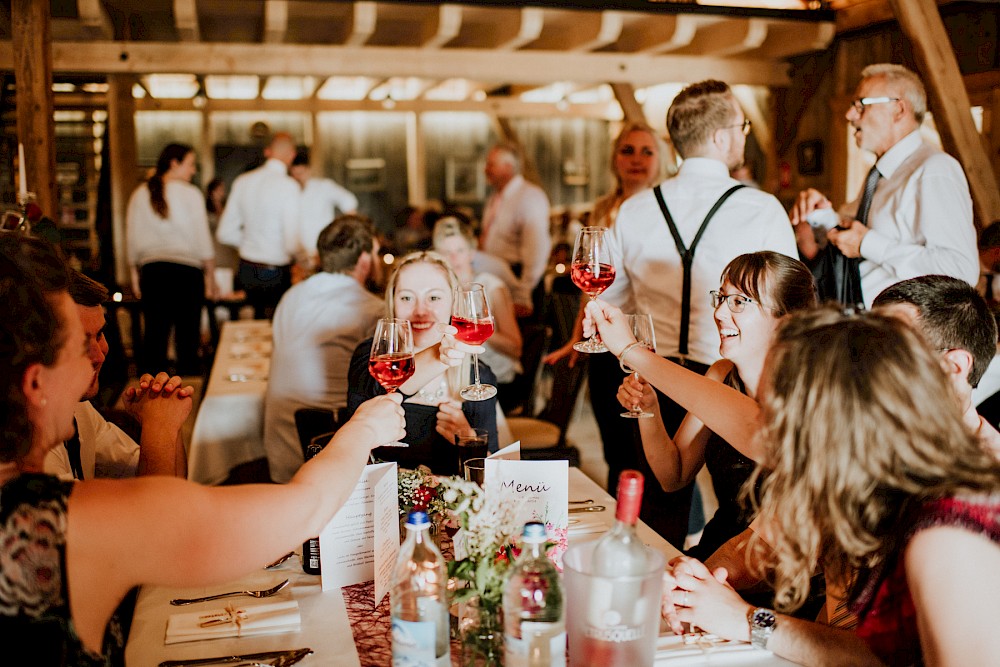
left=620, top=313, right=656, bottom=419
left=452, top=283, right=497, bottom=401
left=368, top=318, right=414, bottom=446
left=571, top=226, right=616, bottom=353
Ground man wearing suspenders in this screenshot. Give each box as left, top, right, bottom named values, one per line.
left=601, top=80, right=798, bottom=548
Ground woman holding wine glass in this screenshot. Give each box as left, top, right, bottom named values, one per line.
left=543, top=122, right=664, bottom=493
left=346, top=251, right=499, bottom=475
left=585, top=252, right=816, bottom=558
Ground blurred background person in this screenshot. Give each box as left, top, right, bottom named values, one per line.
left=205, top=176, right=239, bottom=282
left=290, top=149, right=359, bottom=270
left=126, top=143, right=217, bottom=377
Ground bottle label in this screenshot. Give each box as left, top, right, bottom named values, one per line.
left=392, top=618, right=443, bottom=667
left=505, top=623, right=566, bottom=667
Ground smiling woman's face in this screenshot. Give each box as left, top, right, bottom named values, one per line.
left=392, top=261, right=453, bottom=350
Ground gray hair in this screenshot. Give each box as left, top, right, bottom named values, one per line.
left=860, top=63, right=927, bottom=124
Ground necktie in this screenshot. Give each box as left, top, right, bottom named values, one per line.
left=479, top=193, right=501, bottom=250
left=64, top=418, right=84, bottom=480
left=855, top=164, right=882, bottom=226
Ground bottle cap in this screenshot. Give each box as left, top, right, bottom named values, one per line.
left=521, top=521, right=547, bottom=543
left=406, top=510, right=430, bottom=527
left=616, top=470, right=644, bottom=522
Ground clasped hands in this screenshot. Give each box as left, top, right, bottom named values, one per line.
left=661, top=556, right=753, bottom=643
left=122, top=372, right=195, bottom=430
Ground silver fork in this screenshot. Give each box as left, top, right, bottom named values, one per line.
left=170, top=579, right=290, bottom=606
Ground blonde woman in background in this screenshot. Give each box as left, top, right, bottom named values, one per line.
left=544, top=122, right=665, bottom=492
left=346, top=251, right=499, bottom=475
left=433, top=215, right=522, bottom=385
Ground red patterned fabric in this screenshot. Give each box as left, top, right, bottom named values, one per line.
left=853, top=495, right=1000, bottom=666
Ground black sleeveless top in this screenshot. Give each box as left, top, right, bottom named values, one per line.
left=0, top=473, right=133, bottom=667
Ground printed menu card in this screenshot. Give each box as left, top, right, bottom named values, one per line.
left=485, top=456, right=569, bottom=564
left=319, top=461, right=400, bottom=605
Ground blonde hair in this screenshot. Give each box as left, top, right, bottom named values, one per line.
left=593, top=122, right=664, bottom=227
left=747, top=307, right=1000, bottom=612
left=431, top=216, right=474, bottom=252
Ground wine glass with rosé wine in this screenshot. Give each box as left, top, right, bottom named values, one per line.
left=451, top=283, right=497, bottom=401
left=572, top=226, right=616, bottom=353
left=368, top=318, right=415, bottom=447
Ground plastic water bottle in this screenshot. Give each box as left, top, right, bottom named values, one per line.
left=503, top=522, right=566, bottom=667
left=391, top=511, right=450, bottom=667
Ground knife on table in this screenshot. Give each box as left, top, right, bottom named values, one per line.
left=159, top=647, right=313, bottom=667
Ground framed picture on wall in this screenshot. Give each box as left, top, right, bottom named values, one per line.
left=346, top=158, right=386, bottom=192
left=796, top=140, right=824, bottom=176
left=446, top=157, right=485, bottom=203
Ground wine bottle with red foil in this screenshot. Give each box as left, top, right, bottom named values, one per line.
left=582, top=470, right=654, bottom=665
left=302, top=438, right=326, bottom=575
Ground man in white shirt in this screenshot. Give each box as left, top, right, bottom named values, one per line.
left=479, top=143, right=552, bottom=318
left=42, top=272, right=190, bottom=480
left=602, top=79, right=797, bottom=547
left=264, top=215, right=384, bottom=483
left=216, top=132, right=302, bottom=318
left=290, top=150, right=359, bottom=266
left=790, top=63, right=978, bottom=308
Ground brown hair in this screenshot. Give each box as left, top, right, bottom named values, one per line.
left=0, top=236, right=71, bottom=461
left=148, top=143, right=193, bottom=219
left=720, top=251, right=817, bottom=318
left=666, top=80, right=736, bottom=159
left=748, top=307, right=1000, bottom=612
left=317, top=214, right=375, bottom=275
left=69, top=270, right=109, bottom=307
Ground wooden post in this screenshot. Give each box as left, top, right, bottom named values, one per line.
left=107, top=75, right=140, bottom=285
left=891, top=0, right=1000, bottom=226
left=11, top=0, right=56, bottom=217
left=405, top=111, right=426, bottom=206
left=610, top=82, right=649, bottom=126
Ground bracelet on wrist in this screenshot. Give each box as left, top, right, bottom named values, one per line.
left=618, top=341, right=645, bottom=373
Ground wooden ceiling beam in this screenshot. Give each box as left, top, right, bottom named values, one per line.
left=264, top=1, right=288, bottom=44
left=570, top=11, right=625, bottom=52
left=681, top=18, right=769, bottom=57
left=0, top=40, right=791, bottom=86
left=634, top=15, right=703, bottom=54
left=423, top=4, right=462, bottom=49
left=346, top=2, right=377, bottom=47
left=77, top=0, right=113, bottom=40
left=497, top=8, right=545, bottom=51
left=610, top=82, right=649, bottom=126
left=172, top=0, right=200, bottom=43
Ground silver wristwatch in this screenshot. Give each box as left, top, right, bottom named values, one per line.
left=748, top=607, right=777, bottom=650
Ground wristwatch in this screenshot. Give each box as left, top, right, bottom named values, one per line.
left=748, top=607, right=777, bottom=650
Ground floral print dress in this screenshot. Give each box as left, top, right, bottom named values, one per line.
left=1, top=473, right=130, bottom=666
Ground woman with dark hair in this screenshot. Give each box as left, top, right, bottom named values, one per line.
left=0, top=235, right=404, bottom=666
left=665, top=307, right=1000, bottom=666
left=126, top=143, right=217, bottom=375
left=586, top=251, right=816, bottom=556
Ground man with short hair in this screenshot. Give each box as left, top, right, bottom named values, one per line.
left=791, top=63, right=978, bottom=307
left=601, top=79, right=797, bottom=547
left=42, top=271, right=190, bottom=479
left=217, top=132, right=302, bottom=318
left=478, top=142, right=551, bottom=318
left=264, top=214, right=384, bottom=483
left=289, top=150, right=359, bottom=266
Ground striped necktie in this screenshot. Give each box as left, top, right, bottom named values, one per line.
left=855, top=165, right=882, bottom=225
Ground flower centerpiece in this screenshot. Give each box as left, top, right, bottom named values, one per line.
left=397, top=465, right=442, bottom=518
left=436, top=476, right=524, bottom=666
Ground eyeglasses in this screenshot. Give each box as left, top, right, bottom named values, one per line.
left=850, top=97, right=900, bottom=115
left=710, top=290, right=757, bottom=313
left=722, top=119, right=752, bottom=136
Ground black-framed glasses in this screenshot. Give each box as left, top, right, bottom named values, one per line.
left=710, top=290, right=757, bottom=313
left=850, top=97, right=900, bottom=115
left=722, top=119, right=752, bottom=136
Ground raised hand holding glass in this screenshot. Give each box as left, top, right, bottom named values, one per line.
left=572, top=227, right=616, bottom=353
left=368, top=318, right=414, bottom=446
left=452, top=283, right=497, bottom=401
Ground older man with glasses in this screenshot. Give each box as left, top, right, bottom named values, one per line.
left=790, top=63, right=978, bottom=308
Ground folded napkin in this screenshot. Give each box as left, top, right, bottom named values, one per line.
left=165, top=600, right=301, bottom=645
left=654, top=632, right=759, bottom=665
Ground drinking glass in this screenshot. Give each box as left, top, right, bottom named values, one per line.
left=571, top=227, right=616, bottom=353
left=620, top=313, right=656, bottom=419
left=368, top=317, right=414, bottom=447
left=463, top=457, right=487, bottom=487
left=452, top=283, right=497, bottom=401
left=455, top=427, right=489, bottom=475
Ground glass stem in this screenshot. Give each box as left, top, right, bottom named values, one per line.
left=471, top=353, right=481, bottom=387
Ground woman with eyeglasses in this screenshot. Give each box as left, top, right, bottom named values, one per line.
left=585, top=251, right=816, bottom=558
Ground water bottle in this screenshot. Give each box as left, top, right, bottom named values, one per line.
left=391, top=510, right=450, bottom=667
left=582, top=470, right=655, bottom=665
left=301, top=439, right=325, bottom=575
left=504, top=522, right=566, bottom=667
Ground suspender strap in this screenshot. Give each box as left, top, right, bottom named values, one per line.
left=653, top=183, right=745, bottom=357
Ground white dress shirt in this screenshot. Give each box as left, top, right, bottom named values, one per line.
left=849, top=131, right=978, bottom=307
left=263, top=272, right=384, bottom=482
left=297, top=177, right=359, bottom=258
left=216, top=158, right=302, bottom=266
left=602, top=158, right=798, bottom=366
left=480, top=174, right=552, bottom=307
left=43, top=401, right=140, bottom=481
left=126, top=180, right=214, bottom=269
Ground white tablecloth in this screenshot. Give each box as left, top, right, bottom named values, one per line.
left=188, top=320, right=273, bottom=485
left=126, top=469, right=796, bottom=666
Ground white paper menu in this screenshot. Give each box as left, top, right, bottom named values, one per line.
left=319, top=461, right=400, bottom=606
